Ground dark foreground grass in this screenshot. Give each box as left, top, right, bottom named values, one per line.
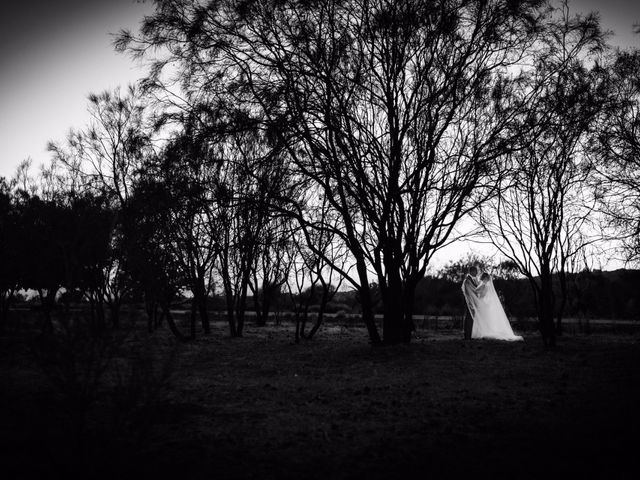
left=1, top=320, right=639, bottom=479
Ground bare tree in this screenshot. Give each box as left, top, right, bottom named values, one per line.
left=210, top=127, right=284, bottom=337
left=296, top=195, right=349, bottom=341
left=48, top=85, right=155, bottom=328
left=249, top=214, right=294, bottom=327
left=286, top=218, right=349, bottom=342
left=475, top=2, right=607, bottom=347
left=0, top=178, right=17, bottom=330
left=146, top=121, right=222, bottom=336
left=119, top=0, right=552, bottom=344
left=49, top=85, right=152, bottom=205
left=591, top=49, right=640, bottom=264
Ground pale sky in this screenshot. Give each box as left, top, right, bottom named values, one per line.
left=0, top=0, right=154, bottom=179
left=1, top=0, right=638, bottom=180
left=0, top=0, right=637, bottom=269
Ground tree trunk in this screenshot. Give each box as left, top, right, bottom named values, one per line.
left=556, top=268, right=568, bottom=336
left=260, top=294, right=272, bottom=327
left=354, top=257, right=381, bottom=345
left=305, top=284, right=330, bottom=340
left=0, top=290, right=11, bottom=331
left=161, top=299, right=189, bottom=342
left=194, top=276, right=210, bottom=334
left=295, top=315, right=301, bottom=343
left=224, top=291, right=237, bottom=337
left=380, top=262, right=410, bottom=344
left=381, top=288, right=405, bottom=344
left=236, top=260, right=254, bottom=337
left=236, top=283, right=248, bottom=337
left=539, top=269, right=556, bottom=348
left=38, top=288, right=57, bottom=334
left=190, top=298, right=197, bottom=339
left=403, top=284, right=416, bottom=342
left=253, top=292, right=265, bottom=327
left=144, top=295, right=158, bottom=333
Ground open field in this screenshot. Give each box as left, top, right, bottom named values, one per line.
left=1, top=316, right=639, bottom=479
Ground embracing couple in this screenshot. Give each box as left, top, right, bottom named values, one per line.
left=462, top=265, right=523, bottom=341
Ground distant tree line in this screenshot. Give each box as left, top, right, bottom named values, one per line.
left=2, top=0, right=640, bottom=347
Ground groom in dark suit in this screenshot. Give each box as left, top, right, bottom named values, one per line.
left=462, top=265, right=479, bottom=340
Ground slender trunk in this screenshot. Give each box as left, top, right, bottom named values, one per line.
left=403, top=283, right=416, bottom=342
left=198, top=293, right=210, bottom=334
left=190, top=297, right=197, bottom=339
left=306, top=283, right=330, bottom=340
left=556, top=269, right=568, bottom=336
left=220, top=250, right=237, bottom=337
left=252, top=281, right=266, bottom=327
left=233, top=257, right=253, bottom=337
left=222, top=276, right=237, bottom=337
left=38, top=288, right=56, bottom=334
left=0, top=289, right=12, bottom=331
left=145, top=292, right=162, bottom=333
left=161, top=298, right=189, bottom=342
left=295, top=315, right=301, bottom=343
left=290, top=288, right=306, bottom=339
left=225, top=291, right=237, bottom=337
left=299, top=312, right=307, bottom=338
left=236, top=280, right=249, bottom=337
left=539, top=268, right=556, bottom=348
left=144, top=295, right=156, bottom=333
left=354, top=257, right=381, bottom=344
left=260, top=294, right=272, bottom=327
left=194, top=275, right=210, bottom=334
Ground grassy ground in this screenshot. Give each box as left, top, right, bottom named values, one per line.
left=1, top=318, right=639, bottom=479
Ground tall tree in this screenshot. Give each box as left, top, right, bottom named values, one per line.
left=46, top=86, right=154, bottom=329
left=475, top=2, right=606, bottom=347
left=210, top=126, right=283, bottom=337
left=249, top=214, right=294, bottom=327
left=144, top=122, right=221, bottom=336
left=119, top=0, right=551, bottom=344
left=123, top=178, right=190, bottom=340
left=0, top=178, right=17, bottom=330
left=591, top=49, right=640, bottom=264
left=49, top=85, right=152, bottom=205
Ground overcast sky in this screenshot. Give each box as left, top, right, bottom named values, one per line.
left=0, top=0, right=154, bottom=179
left=0, top=0, right=638, bottom=268
left=1, top=0, right=639, bottom=180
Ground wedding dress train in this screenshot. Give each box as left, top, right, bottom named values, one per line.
left=463, top=275, right=523, bottom=341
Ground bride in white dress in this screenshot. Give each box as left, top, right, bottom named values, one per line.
left=464, top=272, right=523, bottom=341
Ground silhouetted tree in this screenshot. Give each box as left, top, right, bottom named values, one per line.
left=0, top=178, right=17, bottom=330
left=591, top=49, right=640, bottom=264
left=48, top=85, right=154, bottom=325
left=250, top=215, right=293, bottom=327
left=49, top=85, right=152, bottom=205
left=13, top=194, right=66, bottom=330
left=118, top=0, right=558, bottom=344
left=296, top=196, right=349, bottom=341
left=475, top=2, right=607, bottom=347
left=123, top=179, right=189, bottom=340
left=143, top=123, right=222, bottom=336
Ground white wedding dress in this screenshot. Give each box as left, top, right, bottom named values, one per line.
left=462, top=275, right=523, bottom=341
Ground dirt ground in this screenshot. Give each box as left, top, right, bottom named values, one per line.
left=1, top=319, right=639, bottom=479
